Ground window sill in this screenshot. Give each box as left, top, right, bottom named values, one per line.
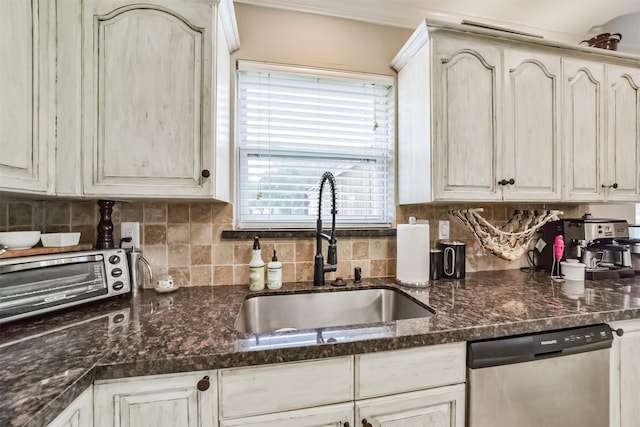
left=221, top=228, right=396, bottom=240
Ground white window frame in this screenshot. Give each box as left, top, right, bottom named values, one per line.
left=234, top=61, right=395, bottom=230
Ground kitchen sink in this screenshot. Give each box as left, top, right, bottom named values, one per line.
left=235, top=287, right=434, bottom=334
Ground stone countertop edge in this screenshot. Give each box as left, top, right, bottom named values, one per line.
left=2, top=270, right=640, bottom=427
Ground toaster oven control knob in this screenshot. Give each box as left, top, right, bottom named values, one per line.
left=109, top=255, right=121, bottom=265
left=112, top=281, right=124, bottom=291
left=111, top=268, right=123, bottom=277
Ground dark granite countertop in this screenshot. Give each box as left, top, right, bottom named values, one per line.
left=2, top=270, right=640, bottom=427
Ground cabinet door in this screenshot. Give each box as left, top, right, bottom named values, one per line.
left=355, top=384, right=465, bottom=427
left=47, top=387, right=93, bottom=427
left=605, top=66, right=640, bottom=201
left=432, top=36, right=502, bottom=201
left=610, top=320, right=640, bottom=427
left=220, top=403, right=354, bottom=427
left=503, top=49, right=561, bottom=201
left=81, top=0, right=214, bottom=198
left=562, top=59, right=606, bottom=201
left=94, top=371, right=216, bottom=427
left=0, top=0, right=53, bottom=194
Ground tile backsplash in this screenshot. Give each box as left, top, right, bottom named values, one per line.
left=0, top=199, right=589, bottom=287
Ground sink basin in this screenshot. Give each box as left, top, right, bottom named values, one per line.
left=235, top=287, right=434, bottom=334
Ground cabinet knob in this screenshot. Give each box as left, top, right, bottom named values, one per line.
left=343, top=423, right=350, bottom=427
left=611, top=327, right=624, bottom=337
left=201, top=169, right=211, bottom=178
left=498, top=178, right=515, bottom=186
left=197, top=376, right=210, bottom=391
left=362, top=419, right=373, bottom=427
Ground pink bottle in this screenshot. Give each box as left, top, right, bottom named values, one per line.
left=553, top=235, right=565, bottom=261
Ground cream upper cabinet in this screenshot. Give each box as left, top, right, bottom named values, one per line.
left=0, top=0, right=54, bottom=195
left=94, top=370, right=217, bottom=427
left=562, top=58, right=606, bottom=201
left=394, top=23, right=561, bottom=203
left=393, top=20, right=639, bottom=204
left=431, top=36, right=502, bottom=201
left=503, top=49, right=561, bottom=201
left=77, top=0, right=238, bottom=200
left=563, top=61, right=640, bottom=202
left=605, top=66, right=640, bottom=202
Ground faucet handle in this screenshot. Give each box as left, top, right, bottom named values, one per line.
left=327, top=243, right=337, bottom=266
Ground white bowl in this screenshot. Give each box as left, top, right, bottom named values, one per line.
left=40, top=232, right=81, bottom=247
left=0, top=231, right=42, bottom=250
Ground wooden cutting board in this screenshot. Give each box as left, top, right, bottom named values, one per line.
left=0, top=244, right=94, bottom=259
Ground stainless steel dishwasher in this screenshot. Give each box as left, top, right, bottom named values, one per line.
left=467, top=324, right=613, bottom=427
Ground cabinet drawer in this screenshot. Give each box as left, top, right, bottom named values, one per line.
left=219, top=356, right=354, bottom=419
left=220, top=402, right=354, bottom=427
left=355, top=342, right=465, bottom=399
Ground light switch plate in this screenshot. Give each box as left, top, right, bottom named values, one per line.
left=438, top=220, right=450, bottom=240
left=121, top=222, right=140, bottom=249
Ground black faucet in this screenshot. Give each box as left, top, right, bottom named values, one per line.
left=314, top=172, right=337, bottom=286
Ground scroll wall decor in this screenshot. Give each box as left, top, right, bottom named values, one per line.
left=449, top=208, right=563, bottom=261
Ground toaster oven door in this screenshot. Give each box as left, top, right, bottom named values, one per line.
left=0, top=255, right=108, bottom=322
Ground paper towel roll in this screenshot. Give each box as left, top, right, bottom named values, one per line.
left=396, top=222, right=430, bottom=286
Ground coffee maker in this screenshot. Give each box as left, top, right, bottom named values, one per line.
left=538, top=216, right=634, bottom=279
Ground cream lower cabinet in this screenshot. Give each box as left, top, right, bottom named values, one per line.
left=0, top=0, right=55, bottom=195
left=46, top=387, right=93, bottom=427
left=610, top=319, right=640, bottom=427
left=219, top=343, right=466, bottom=427
left=356, top=385, right=465, bottom=427
left=94, top=370, right=217, bottom=427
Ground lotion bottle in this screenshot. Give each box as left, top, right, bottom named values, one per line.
left=267, top=249, right=282, bottom=290
left=249, top=236, right=265, bottom=291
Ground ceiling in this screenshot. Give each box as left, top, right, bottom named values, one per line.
left=234, top=0, right=640, bottom=47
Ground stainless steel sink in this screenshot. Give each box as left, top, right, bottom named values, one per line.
left=235, top=287, right=434, bottom=334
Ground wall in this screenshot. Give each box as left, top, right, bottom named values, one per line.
left=232, top=3, right=412, bottom=75
left=1, top=199, right=596, bottom=287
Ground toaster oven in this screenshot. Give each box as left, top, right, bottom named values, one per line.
left=0, top=249, right=130, bottom=324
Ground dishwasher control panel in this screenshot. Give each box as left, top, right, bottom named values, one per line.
left=468, top=324, right=613, bottom=369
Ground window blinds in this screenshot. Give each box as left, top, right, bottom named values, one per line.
left=236, top=62, right=395, bottom=228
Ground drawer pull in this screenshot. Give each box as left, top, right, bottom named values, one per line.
left=197, top=376, right=210, bottom=391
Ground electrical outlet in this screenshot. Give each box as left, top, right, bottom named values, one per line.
left=438, top=220, right=450, bottom=241
left=121, top=222, right=140, bottom=249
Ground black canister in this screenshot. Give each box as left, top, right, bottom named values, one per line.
left=430, top=249, right=443, bottom=280
left=438, top=241, right=466, bottom=279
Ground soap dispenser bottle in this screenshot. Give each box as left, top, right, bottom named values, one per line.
left=249, top=236, right=265, bottom=291
left=267, top=249, right=282, bottom=290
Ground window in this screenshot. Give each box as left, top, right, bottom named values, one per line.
left=235, top=61, right=395, bottom=229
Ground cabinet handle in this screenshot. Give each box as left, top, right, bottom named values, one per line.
left=498, top=178, right=515, bottom=186
left=201, top=169, right=211, bottom=178
left=197, top=376, right=210, bottom=391
left=601, top=183, right=618, bottom=189
left=362, top=419, right=373, bottom=427
left=611, top=327, right=624, bottom=337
